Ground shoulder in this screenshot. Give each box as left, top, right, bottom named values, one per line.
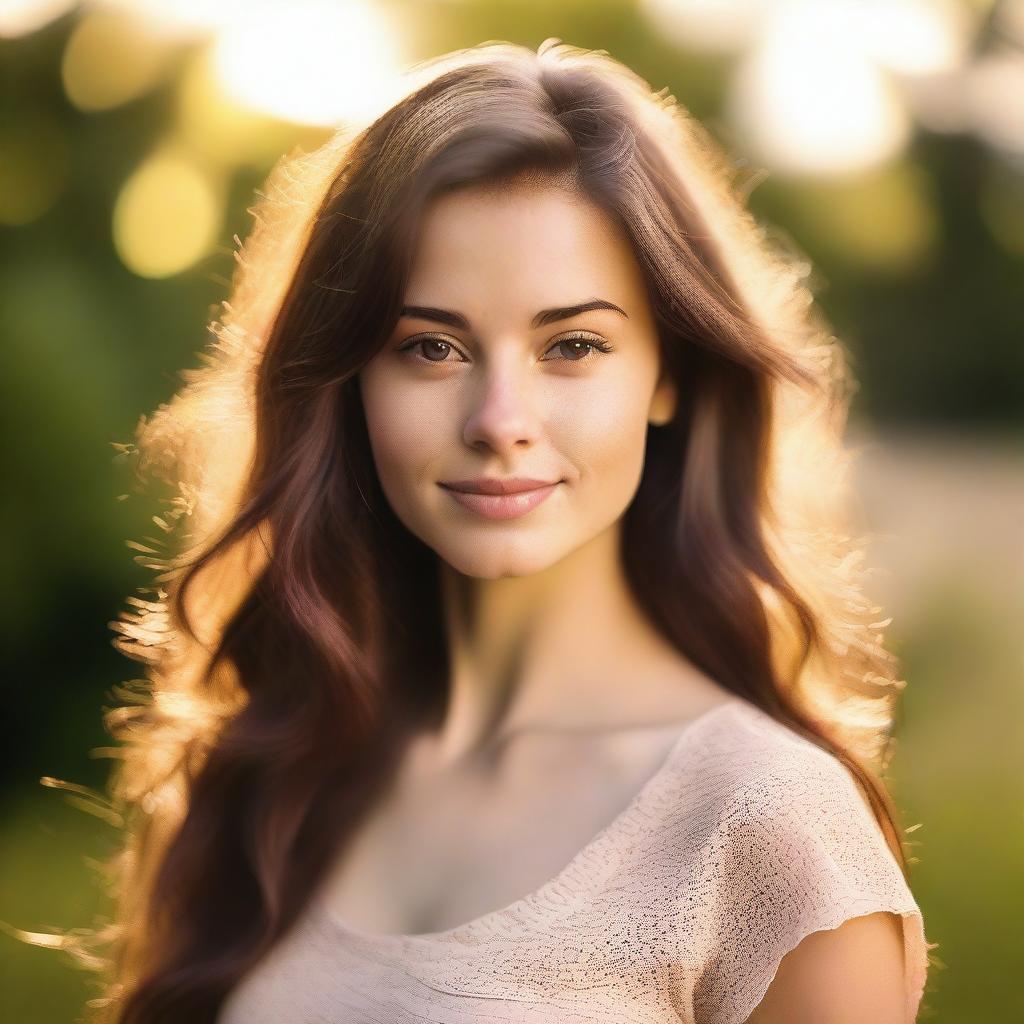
left=678, top=701, right=929, bottom=1024
left=684, top=699, right=883, bottom=839
left=656, top=699, right=891, bottom=877
left=732, top=721, right=877, bottom=834
left=662, top=700, right=865, bottom=830
left=699, top=702, right=914, bottom=923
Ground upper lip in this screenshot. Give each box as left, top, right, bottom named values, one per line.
left=440, top=477, right=559, bottom=495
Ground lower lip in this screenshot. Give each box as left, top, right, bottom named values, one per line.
left=440, top=482, right=560, bottom=520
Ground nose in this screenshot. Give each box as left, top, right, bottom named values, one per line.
left=462, top=357, right=544, bottom=455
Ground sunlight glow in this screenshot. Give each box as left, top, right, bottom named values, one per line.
left=856, top=0, right=971, bottom=76
left=210, top=0, right=404, bottom=127
left=638, top=0, right=771, bottom=52
left=112, top=147, right=222, bottom=278
left=642, top=0, right=971, bottom=70
left=651, top=0, right=977, bottom=176
left=175, top=48, right=308, bottom=169
left=727, top=2, right=910, bottom=176
left=0, top=0, right=77, bottom=38
left=98, top=0, right=247, bottom=36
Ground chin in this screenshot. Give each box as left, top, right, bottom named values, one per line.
left=432, top=537, right=564, bottom=580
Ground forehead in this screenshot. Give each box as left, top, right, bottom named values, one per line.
left=404, top=182, right=648, bottom=315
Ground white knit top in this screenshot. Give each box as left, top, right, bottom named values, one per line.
left=217, top=696, right=930, bottom=1024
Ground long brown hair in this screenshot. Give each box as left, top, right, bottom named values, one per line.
left=23, top=38, right=918, bottom=1024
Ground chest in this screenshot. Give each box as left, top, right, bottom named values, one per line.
left=317, top=730, right=678, bottom=936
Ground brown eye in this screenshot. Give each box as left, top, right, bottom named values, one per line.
left=398, top=336, right=466, bottom=363
left=540, top=332, right=614, bottom=363
left=421, top=339, right=452, bottom=362
left=552, top=340, right=596, bottom=361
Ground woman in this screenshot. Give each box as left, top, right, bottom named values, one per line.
left=55, top=38, right=932, bottom=1024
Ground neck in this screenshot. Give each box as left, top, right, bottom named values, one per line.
left=430, top=521, right=708, bottom=763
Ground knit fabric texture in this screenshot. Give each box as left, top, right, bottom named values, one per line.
left=217, top=696, right=930, bottom=1023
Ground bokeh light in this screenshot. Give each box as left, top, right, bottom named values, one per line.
left=856, top=0, right=971, bottom=76
left=965, top=50, right=1024, bottom=156
left=111, top=146, right=223, bottom=277
left=210, top=0, right=404, bottom=127
left=644, top=0, right=979, bottom=176
left=61, top=5, right=182, bottom=112
left=174, top=46, right=310, bottom=169
left=98, top=0, right=247, bottom=37
left=639, top=0, right=771, bottom=53
left=727, top=2, right=911, bottom=176
left=0, top=0, right=77, bottom=38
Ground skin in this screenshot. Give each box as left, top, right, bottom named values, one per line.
left=358, top=177, right=720, bottom=764
left=743, top=910, right=909, bottom=1023
left=350, top=179, right=908, bottom=1017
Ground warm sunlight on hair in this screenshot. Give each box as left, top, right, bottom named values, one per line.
left=25, top=37, right=926, bottom=1024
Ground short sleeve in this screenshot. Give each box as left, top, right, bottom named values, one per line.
left=692, top=748, right=930, bottom=1024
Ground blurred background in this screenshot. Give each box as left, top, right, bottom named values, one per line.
left=1, top=0, right=1021, bottom=1020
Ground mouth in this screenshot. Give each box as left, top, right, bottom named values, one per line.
left=439, top=477, right=559, bottom=495
left=438, top=480, right=561, bottom=521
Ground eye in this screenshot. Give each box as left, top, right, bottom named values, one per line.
left=396, top=330, right=614, bottom=365
left=540, top=331, right=614, bottom=363
left=396, top=335, right=468, bottom=363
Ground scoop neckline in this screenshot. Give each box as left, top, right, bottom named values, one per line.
left=313, top=694, right=749, bottom=948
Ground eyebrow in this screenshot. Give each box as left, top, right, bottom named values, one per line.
left=398, top=298, right=629, bottom=331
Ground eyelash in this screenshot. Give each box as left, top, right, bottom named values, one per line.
left=397, top=330, right=614, bottom=365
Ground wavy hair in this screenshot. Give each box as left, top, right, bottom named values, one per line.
left=20, top=38, right=918, bottom=1024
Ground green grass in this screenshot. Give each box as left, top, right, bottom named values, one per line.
left=0, top=786, right=119, bottom=1024
left=889, top=566, right=1024, bottom=1021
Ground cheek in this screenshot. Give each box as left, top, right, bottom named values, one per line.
left=360, top=375, right=441, bottom=494
left=556, top=380, right=652, bottom=490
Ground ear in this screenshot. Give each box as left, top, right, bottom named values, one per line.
left=648, top=373, right=677, bottom=427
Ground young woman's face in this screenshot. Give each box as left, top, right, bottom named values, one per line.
left=358, top=181, right=676, bottom=580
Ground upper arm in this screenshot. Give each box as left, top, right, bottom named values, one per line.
left=742, top=910, right=907, bottom=1024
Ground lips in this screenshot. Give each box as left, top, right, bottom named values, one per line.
left=438, top=479, right=561, bottom=520
left=439, top=477, right=558, bottom=495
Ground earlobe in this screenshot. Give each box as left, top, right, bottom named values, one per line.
left=648, top=377, right=677, bottom=427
